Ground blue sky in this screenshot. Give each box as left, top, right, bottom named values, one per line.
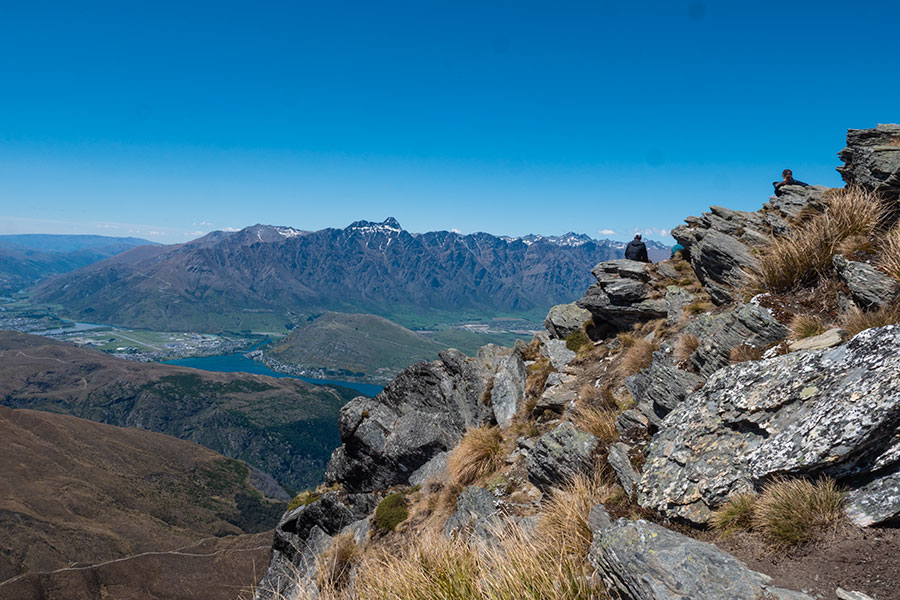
left=1, top=1, right=898, bottom=244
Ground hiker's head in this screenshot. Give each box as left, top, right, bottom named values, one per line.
left=782, top=169, right=793, bottom=180
left=634, top=234, right=642, bottom=241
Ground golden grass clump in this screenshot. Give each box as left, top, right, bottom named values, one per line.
left=525, top=357, right=554, bottom=400
left=683, top=299, right=714, bottom=315
left=752, top=477, right=846, bottom=547
left=447, top=426, right=504, bottom=486
left=673, top=333, right=700, bottom=366
left=315, top=532, right=361, bottom=594
left=616, top=338, right=657, bottom=378
left=570, top=403, right=619, bottom=443
left=789, top=314, right=827, bottom=340
left=877, top=226, right=900, bottom=282
left=711, top=492, right=758, bottom=533
left=729, top=344, right=764, bottom=364
left=841, top=304, right=900, bottom=337
left=538, top=474, right=615, bottom=556
left=752, top=186, right=886, bottom=293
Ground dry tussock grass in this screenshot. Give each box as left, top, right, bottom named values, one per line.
left=711, top=492, right=758, bottom=533
left=752, top=477, right=846, bottom=548
left=447, top=426, right=504, bottom=486
left=841, top=304, right=900, bottom=337
left=751, top=186, right=886, bottom=293
left=615, top=339, right=657, bottom=378
left=729, top=344, right=765, bottom=364
left=789, top=314, right=827, bottom=340
left=525, top=358, right=554, bottom=400
left=673, top=333, right=699, bottom=366
left=877, top=226, right=900, bottom=282
left=570, top=404, right=619, bottom=443
left=538, top=473, right=617, bottom=556
left=315, top=532, right=361, bottom=594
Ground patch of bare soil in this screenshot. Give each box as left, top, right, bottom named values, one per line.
left=715, top=524, right=900, bottom=600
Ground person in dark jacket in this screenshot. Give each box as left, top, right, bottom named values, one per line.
left=625, top=234, right=650, bottom=263
left=773, top=169, right=809, bottom=196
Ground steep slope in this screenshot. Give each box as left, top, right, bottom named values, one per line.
left=0, top=234, right=154, bottom=294
left=0, top=332, right=359, bottom=490
left=31, top=220, right=667, bottom=332
left=0, top=531, right=272, bottom=600
left=263, top=312, right=444, bottom=381
left=251, top=124, right=900, bottom=600
left=0, top=406, right=281, bottom=581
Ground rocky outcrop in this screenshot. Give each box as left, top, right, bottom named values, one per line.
left=607, top=443, right=640, bottom=496
left=837, top=124, right=900, bottom=199
left=544, top=302, right=592, bottom=339
left=541, top=338, right=576, bottom=370
left=787, top=328, right=846, bottom=352
left=638, top=326, right=900, bottom=525
left=589, top=519, right=813, bottom=600
left=490, top=353, right=526, bottom=429
left=845, top=468, right=900, bottom=527
left=625, top=350, right=703, bottom=428
left=526, top=423, right=599, bottom=493
left=833, top=254, right=900, bottom=309
left=325, top=349, right=495, bottom=493
left=672, top=187, right=829, bottom=303
left=576, top=260, right=668, bottom=329
left=683, top=303, right=788, bottom=378
left=255, top=491, right=375, bottom=600
left=443, top=486, right=501, bottom=538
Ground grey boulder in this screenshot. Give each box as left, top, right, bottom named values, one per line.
left=577, top=260, right=668, bottom=329
left=625, top=349, right=703, bottom=427
left=541, top=338, right=576, bottom=370
left=833, top=254, right=899, bottom=309
left=443, top=485, right=501, bottom=538
left=683, top=303, right=788, bottom=378
left=526, top=422, right=599, bottom=493
left=837, top=123, right=900, bottom=199
left=490, top=353, right=526, bottom=429
left=325, top=349, right=495, bottom=493
left=544, top=302, right=591, bottom=339
left=589, top=519, right=813, bottom=600
left=607, top=442, right=641, bottom=497
left=638, top=326, right=900, bottom=525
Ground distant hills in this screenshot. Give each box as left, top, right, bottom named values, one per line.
left=31, top=219, right=669, bottom=332
left=264, top=312, right=445, bottom=380
left=0, top=331, right=358, bottom=490
left=0, top=234, right=155, bottom=294
left=0, top=405, right=282, bottom=582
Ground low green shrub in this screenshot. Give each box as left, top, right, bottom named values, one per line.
left=374, top=492, right=409, bottom=531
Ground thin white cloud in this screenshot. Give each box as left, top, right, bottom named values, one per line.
left=96, top=223, right=120, bottom=229
left=633, top=227, right=670, bottom=238
left=187, top=230, right=205, bottom=236
left=598, top=229, right=616, bottom=235
left=222, top=227, right=240, bottom=232
left=146, top=231, right=165, bottom=236
left=193, top=221, right=213, bottom=226
left=451, top=228, right=462, bottom=234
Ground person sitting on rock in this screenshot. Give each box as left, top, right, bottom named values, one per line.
left=625, top=234, right=650, bottom=263
left=670, top=242, right=685, bottom=260
left=773, top=169, right=809, bottom=196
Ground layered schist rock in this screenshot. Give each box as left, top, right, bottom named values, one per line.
left=837, top=123, right=900, bottom=199
left=325, top=349, right=500, bottom=493
left=672, top=186, right=829, bottom=304
left=577, top=259, right=668, bottom=329
left=638, top=326, right=900, bottom=525
left=590, top=519, right=813, bottom=600
left=833, top=254, right=900, bottom=310
left=543, top=302, right=592, bottom=339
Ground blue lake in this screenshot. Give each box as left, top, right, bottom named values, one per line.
left=163, top=353, right=383, bottom=397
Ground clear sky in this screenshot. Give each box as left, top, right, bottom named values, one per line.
left=1, top=1, right=898, bottom=244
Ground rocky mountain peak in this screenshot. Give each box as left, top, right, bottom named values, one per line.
left=345, top=217, right=404, bottom=235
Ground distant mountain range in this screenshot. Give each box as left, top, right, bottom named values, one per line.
left=31, top=219, right=669, bottom=332
left=0, top=234, right=155, bottom=294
